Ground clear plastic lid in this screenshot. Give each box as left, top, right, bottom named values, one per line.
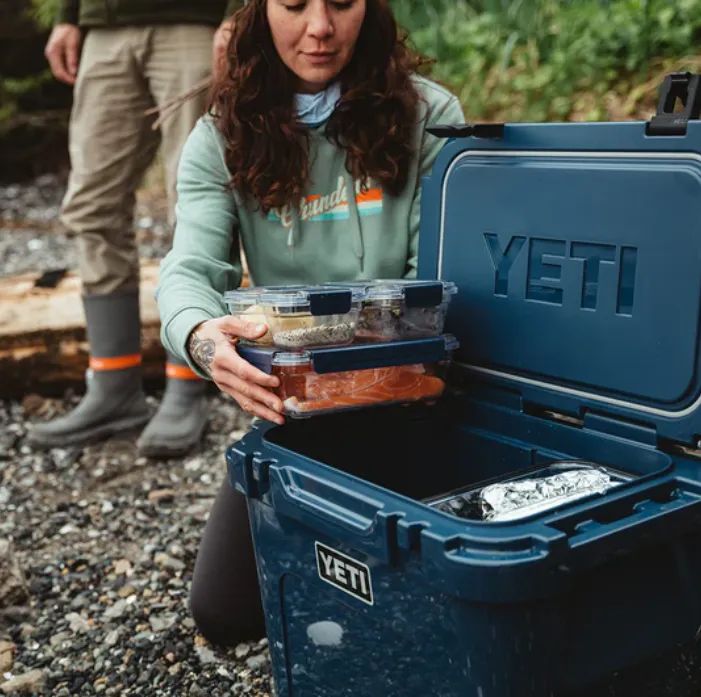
left=271, top=351, right=313, bottom=367
left=322, top=279, right=458, bottom=303
left=366, top=279, right=458, bottom=302
left=259, top=285, right=365, bottom=311
left=223, top=288, right=261, bottom=309
left=224, top=285, right=314, bottom=307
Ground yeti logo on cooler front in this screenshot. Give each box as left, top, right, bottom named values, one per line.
left=315, top=542, right=374, bottom=605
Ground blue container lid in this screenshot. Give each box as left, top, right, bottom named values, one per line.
left=418, top=121, right=701, bottom=446
left=239, top=334, right=458, bottom=375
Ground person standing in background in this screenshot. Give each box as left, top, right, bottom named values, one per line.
left=27, top=0, right=243, bottom=457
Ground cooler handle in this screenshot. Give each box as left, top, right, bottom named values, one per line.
left=268, top=465, right=400, bottom=565
left=549, top=479, right=701, bottom=564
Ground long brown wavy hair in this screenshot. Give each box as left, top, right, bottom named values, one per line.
left=209, top=0, right=428, bottom=213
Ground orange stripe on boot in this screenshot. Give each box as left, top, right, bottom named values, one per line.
left=89, top=354, right=142, bottom=371
left=166, top=363, right=201, bottom=380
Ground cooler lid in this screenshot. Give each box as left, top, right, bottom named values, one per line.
left=418, top=119, right=701, bottom=446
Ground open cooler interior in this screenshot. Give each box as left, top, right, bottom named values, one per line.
left=264, top=396, right=673, bottom=518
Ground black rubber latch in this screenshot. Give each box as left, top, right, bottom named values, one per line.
left=426, top=123, right=505, bottom=139
left=646, top=72, right=701, bottom=136
left=33, top=268, right=68, bottom=289
left=307, top=288, right=352, bottom=316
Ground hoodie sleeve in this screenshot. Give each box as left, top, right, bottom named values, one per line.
left=405, top=93, right=466, bottom=278
left=156, top=118, right=242, bottom=377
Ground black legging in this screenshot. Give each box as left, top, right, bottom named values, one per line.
left=189, top=479, right=266, bottom=646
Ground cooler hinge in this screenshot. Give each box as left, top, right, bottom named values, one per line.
left=582, top=411, right=657, bottom=447
left=646, top=72, right=701, bottom=136
left=426, top=123, right=505, bottom=139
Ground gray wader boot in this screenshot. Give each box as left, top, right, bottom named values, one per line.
left=26, top=291, right=150, bottom=449
left=136, top=352, right=210, bottom=458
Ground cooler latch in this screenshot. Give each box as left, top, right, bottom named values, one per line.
left=646, top=72, right=701, bottom=136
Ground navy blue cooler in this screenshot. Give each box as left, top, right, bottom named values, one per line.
left=227, top=74, right=701, bottom=696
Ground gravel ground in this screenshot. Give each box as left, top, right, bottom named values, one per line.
left=0, top=176, right=271, bottom=696
left=0, top=174, right=173, bottom=279
left=0, top=396, right=269, bottom=697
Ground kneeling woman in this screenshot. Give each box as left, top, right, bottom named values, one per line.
left=156, top=0, right=464, bottom=645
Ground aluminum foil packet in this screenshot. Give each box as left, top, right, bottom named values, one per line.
left=481, top=466, right=619, bottom=522
left=432, top=464, right=620, bottom=522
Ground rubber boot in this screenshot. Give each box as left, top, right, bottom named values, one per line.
left=26, top=291, right=151, bottom=449
left=135, top=352, right=210, bottom=458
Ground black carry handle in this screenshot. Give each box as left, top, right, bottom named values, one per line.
left=427, top=123, right=504, bottom=139
left=646, top=72, right=701, bottom=136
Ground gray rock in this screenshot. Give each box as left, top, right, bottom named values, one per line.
left=17, top=626, right=34, bottom=640
left=49, top=632, right=71, bottom=648
left=0, top=541, right=28, bottom=610
left=0, top=669, right=45, bottom=694
left=65, top=612, right=90, bottom=634
left=234, top=643, right=251, bottom=660
left=245, top=653, right=269, bottom=671
left=102, top=599, right=127, bottom=620
left=168, top=543, right=185, bottom=559
left=69, top=595, right=89, bottom=610
left=131, top=632, right=153, bottom=648
left=194, top=645, right=217, bottom=665
left=0, top=642, right=14, bottom=674
left=104, top=629, right=120, bottom=647
left=149, top=614, right=178, bottom=633
left=154, top=553, right=185, bottom=572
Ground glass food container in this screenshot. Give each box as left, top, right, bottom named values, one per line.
left=271, top=350, right=452, bottom=418
left=259, top=286, right=364, bottom=349
left=323, top=279, right=458, bottom=342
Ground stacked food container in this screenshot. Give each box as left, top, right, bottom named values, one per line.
left=223, top=280, right=459, bottom=418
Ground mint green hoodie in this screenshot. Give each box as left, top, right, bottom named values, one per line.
left=157, top=75, right=465, bottom=368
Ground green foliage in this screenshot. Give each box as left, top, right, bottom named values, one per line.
left=393, top=0, right=701, bottom=122
left=0, top=72, right=55, bottom=135
left=0, top=0, right=61, bottom=139
left=30, top=0, right=58, bottom=29
left=7, top=0, right=701, bottom=129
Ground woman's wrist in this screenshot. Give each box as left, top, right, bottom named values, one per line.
left=187, top=321, right=215, bottom=375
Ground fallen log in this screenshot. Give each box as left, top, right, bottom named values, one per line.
left=0, top=259, right=249, bottom=399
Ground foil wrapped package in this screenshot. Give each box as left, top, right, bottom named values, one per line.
left=432, top=463, right=621, bottom=523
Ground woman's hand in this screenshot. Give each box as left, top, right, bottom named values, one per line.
left=188, top=317, right=285, bottom=425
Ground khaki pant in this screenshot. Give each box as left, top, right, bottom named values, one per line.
left=61, top=25, right=215, bottom=295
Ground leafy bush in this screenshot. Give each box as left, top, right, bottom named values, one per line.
left=12, top=0, right=701, bottom=126
left=393, top=0, right=701, bottom=122
left=31, top=0, right=58, bottom=28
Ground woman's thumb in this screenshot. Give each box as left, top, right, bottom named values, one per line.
left=220, top=315, right=267, bottom=340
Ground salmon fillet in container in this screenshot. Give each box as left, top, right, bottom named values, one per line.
left=271, top=344, right=456, bottom=418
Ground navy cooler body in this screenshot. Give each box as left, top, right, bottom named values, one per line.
left=227, top=76, right=701, bottom=696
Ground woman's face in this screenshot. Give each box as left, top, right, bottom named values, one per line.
left=267, top=0, right=366, bottom=94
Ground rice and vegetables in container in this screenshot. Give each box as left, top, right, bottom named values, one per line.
left=324, top=279, right=458, bottom=342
